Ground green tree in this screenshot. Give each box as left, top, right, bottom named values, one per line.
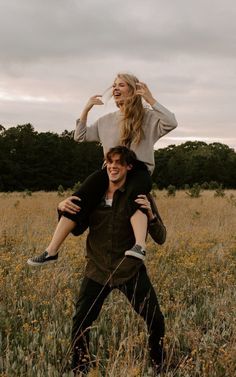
left=1, top=128, right=236, bottom=192
left=153, top=141, right=236, bottom=189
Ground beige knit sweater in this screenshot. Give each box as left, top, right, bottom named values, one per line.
left=74, top=102, right=177, bottom=174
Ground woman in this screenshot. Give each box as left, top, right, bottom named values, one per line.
left=27, top=73, right=177, bottom=265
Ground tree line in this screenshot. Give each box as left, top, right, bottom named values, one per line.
left=0, top=124, right=235, bottom=192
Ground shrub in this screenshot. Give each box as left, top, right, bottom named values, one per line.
left=208, top=181, right=219, bottom=190
left=57, top=184, right=65, bottom=196
left=214, top=184, right=225, bottom=197
left=201, top=182, right=209, bottom=190
left=72, top=181, right=81, bottom=192
left=152, top=182, right=158, bottom=191
left=167, top=184, right=176, bottom=197
left=186, top=183, right=201, bottom=198
left=22, top=189, right=32, bottom=197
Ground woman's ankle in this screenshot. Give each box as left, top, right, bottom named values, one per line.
left=136, top=242, right=146, bottom=250
left=46, top=248, right=58, bottom=256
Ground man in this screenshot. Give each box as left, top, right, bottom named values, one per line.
left=59, top=146, right=166, bottom=376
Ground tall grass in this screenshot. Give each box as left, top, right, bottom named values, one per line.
left=0, top=191, right=235, bottom=376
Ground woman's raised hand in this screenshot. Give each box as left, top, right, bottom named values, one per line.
left=85, top=95, right=104, bottom=111
left=80, top=95, right=104, bottom=122
left=136, top=82, right=156, bottom=106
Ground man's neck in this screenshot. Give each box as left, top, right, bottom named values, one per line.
left=106, top=179, right=126, bottom=199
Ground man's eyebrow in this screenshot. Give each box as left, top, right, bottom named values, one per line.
left=106, top=157, right=121, bottom=162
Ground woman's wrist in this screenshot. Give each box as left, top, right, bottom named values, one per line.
left=80, top=108, right=90, bottom=123
left=147, top=97, right=157, bottom=106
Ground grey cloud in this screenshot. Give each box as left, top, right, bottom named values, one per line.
left=0, top=0, right=235, bottom=150
left=1, top=0, right=236, bottom=69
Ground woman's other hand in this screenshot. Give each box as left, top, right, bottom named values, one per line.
left=135, top=194, right=155, bottom=221
left=136, top=82, right=156, bottom=106
left=58, top=196, right=81, bottom=215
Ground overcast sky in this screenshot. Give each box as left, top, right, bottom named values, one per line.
left=0, top=0, right=235, bottom=150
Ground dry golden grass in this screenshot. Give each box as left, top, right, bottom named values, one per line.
left=0, top=190, right=236, bottom=377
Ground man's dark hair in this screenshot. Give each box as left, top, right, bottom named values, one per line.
left=105, top=146, right=137, bottom=166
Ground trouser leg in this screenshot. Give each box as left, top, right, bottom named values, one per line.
left=119, top=266, right=165, bottom=366
left=124, top=165, right=152, bottom=253
left=71, top=277, right=110, bottom=373
left=63, top=169, right=109, bottom=236
left=125, top=163, right=152, bottom=216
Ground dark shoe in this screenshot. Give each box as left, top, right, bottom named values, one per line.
left=151, top=348, right=166, bottom=376
left=125, top=244, right=146, bottom=260
left=72, top=352, right=94, bottom=376
left=152, top=362, right=163, bottom=376
left=72, top=363, right=91, bottom=376
left=73, top=371, right=89, bottom=377
left=27, top=251, right=58, bottom=266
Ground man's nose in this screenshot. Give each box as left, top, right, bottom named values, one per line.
left=111, top=162, right=118, bottom=168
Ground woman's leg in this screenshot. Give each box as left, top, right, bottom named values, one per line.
left=27, top=216, right=77, bottom=265
left=65, top=168, right=109, bottom=225
left=46, top=216, right=76, bottom=256
left=130, top=209, right=148, bottom=250
left=27, top=169, right=109, bottom=265
left=125, top=163, right=152, bottom=259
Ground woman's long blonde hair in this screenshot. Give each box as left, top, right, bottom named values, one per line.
left=116, top=73, right=145, bottom=147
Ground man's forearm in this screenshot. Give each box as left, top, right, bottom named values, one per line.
left=148, top=218, right=166, bottom=245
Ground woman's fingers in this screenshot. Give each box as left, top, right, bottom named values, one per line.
left=59, top=196, right=81, bottom=213
left=91, top=95, right=102, bottom=101
left=87, top=95, right=104, bottom=108
left=135, top=82, right=154, bottom=104
left=68, top=197, right=81, bottom=212
left=135, top=197, right=151, bottom=209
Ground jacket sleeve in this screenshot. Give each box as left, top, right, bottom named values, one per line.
left=147, top=193, right=167, bottom=245
left=74, top=118, right=100, bottom=142
left=57, top=208, right=89, bottom=236
left=151, top=101, right=178, bottom=141
left=148, top=217, right=167, bottom=245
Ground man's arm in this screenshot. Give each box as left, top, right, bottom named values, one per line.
left=57, top=196, right=89, bottom=236
left=148, top=215, right=167, bottom=245
left=147, top=193, right=166, bottom=245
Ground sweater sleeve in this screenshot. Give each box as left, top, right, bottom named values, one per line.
left=74, top=118, right=100, bottom=143
left=151, top=101, right=178, bottom=141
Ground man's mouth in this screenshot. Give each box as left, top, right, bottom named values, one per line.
left=109, top=169, right=119, bottom=176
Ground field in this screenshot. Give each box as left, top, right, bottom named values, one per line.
left=0, top=190, right=236, bottom=377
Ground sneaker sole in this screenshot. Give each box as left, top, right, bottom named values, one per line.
left=125, top=251, right=145, bottom=260
left=27, top=259, right=58, bottom=266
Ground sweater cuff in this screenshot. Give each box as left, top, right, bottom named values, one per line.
left=151, top=101, right=170, bottom=114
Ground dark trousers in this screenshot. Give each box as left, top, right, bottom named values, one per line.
left=71, top=265, right=165, bottom=373
left=62, top=162, right=152, bottom=235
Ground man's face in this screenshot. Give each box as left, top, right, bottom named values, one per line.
left=106, top=153, right=132, bottom=184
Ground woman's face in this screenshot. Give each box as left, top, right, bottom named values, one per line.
left=112, top=77, right=133, bottom=107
